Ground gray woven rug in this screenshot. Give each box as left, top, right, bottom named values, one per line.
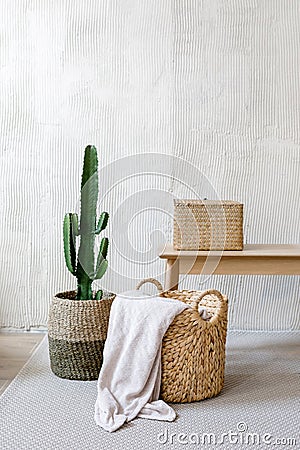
left=0, top=332, right=299, bottom=450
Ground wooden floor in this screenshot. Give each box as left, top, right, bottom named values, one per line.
left=0, top=332, right=45, bottom=395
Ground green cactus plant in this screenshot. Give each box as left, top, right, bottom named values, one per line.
left=63, top=145, right=109, bottom=300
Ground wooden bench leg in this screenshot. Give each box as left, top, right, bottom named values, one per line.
left=165, top=259, right=179, bottom=290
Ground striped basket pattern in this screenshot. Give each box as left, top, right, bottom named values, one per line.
left=48, top=291, right=115, bottom=381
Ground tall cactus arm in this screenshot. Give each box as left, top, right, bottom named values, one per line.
left=71, top=213, right=79, bottom=236
left=94, top=257, right=108, bottom=280
left=94, top=237, right=109, bottom=279
left=81, top=145, right=98, bottom=190
left=77, top=146, right=98, bottom=297
left=80, top=145, right=98, bottom=235
left=63, top=213, right=77, bottom=275
left=99, top=237, right=109, bottom=259
left=95, top=212, right=109, bottom=234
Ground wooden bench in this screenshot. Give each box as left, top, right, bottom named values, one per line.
left=159, top=244, right=300, bottom=290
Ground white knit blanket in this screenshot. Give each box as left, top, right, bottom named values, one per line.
left=94, top=290, right=191, bottom=432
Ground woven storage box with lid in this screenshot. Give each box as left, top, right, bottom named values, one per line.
left=174, top=199, right=243, bottom=250
left=48, top=291, right=115, bottom=380
left=136, top=279, right=228, bottom=403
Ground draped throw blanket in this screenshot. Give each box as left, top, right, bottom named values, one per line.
left=94, top=290, right=191, bottom=432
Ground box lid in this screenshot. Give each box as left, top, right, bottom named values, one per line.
left=174, top=199, right=243, bottom=206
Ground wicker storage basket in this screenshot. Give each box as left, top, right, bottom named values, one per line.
left=174, top=199, right=243, bottom=250
left=136, top=279, right=228, bottom=403
left=48, top=291, right=115, bottom=381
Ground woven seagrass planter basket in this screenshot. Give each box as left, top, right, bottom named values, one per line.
left=174, top=199, right=243, bottom=250
left=48, top=291, right=115, bottom=381
left=136, top=279, right=228, bottom=403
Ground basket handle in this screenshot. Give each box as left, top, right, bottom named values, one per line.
left=194, top=289, right=227, bottom=321
left=136, top=278, right=164, bottom=293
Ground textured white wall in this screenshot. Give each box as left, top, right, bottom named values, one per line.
left=0, top=0, right=299, bottom=330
